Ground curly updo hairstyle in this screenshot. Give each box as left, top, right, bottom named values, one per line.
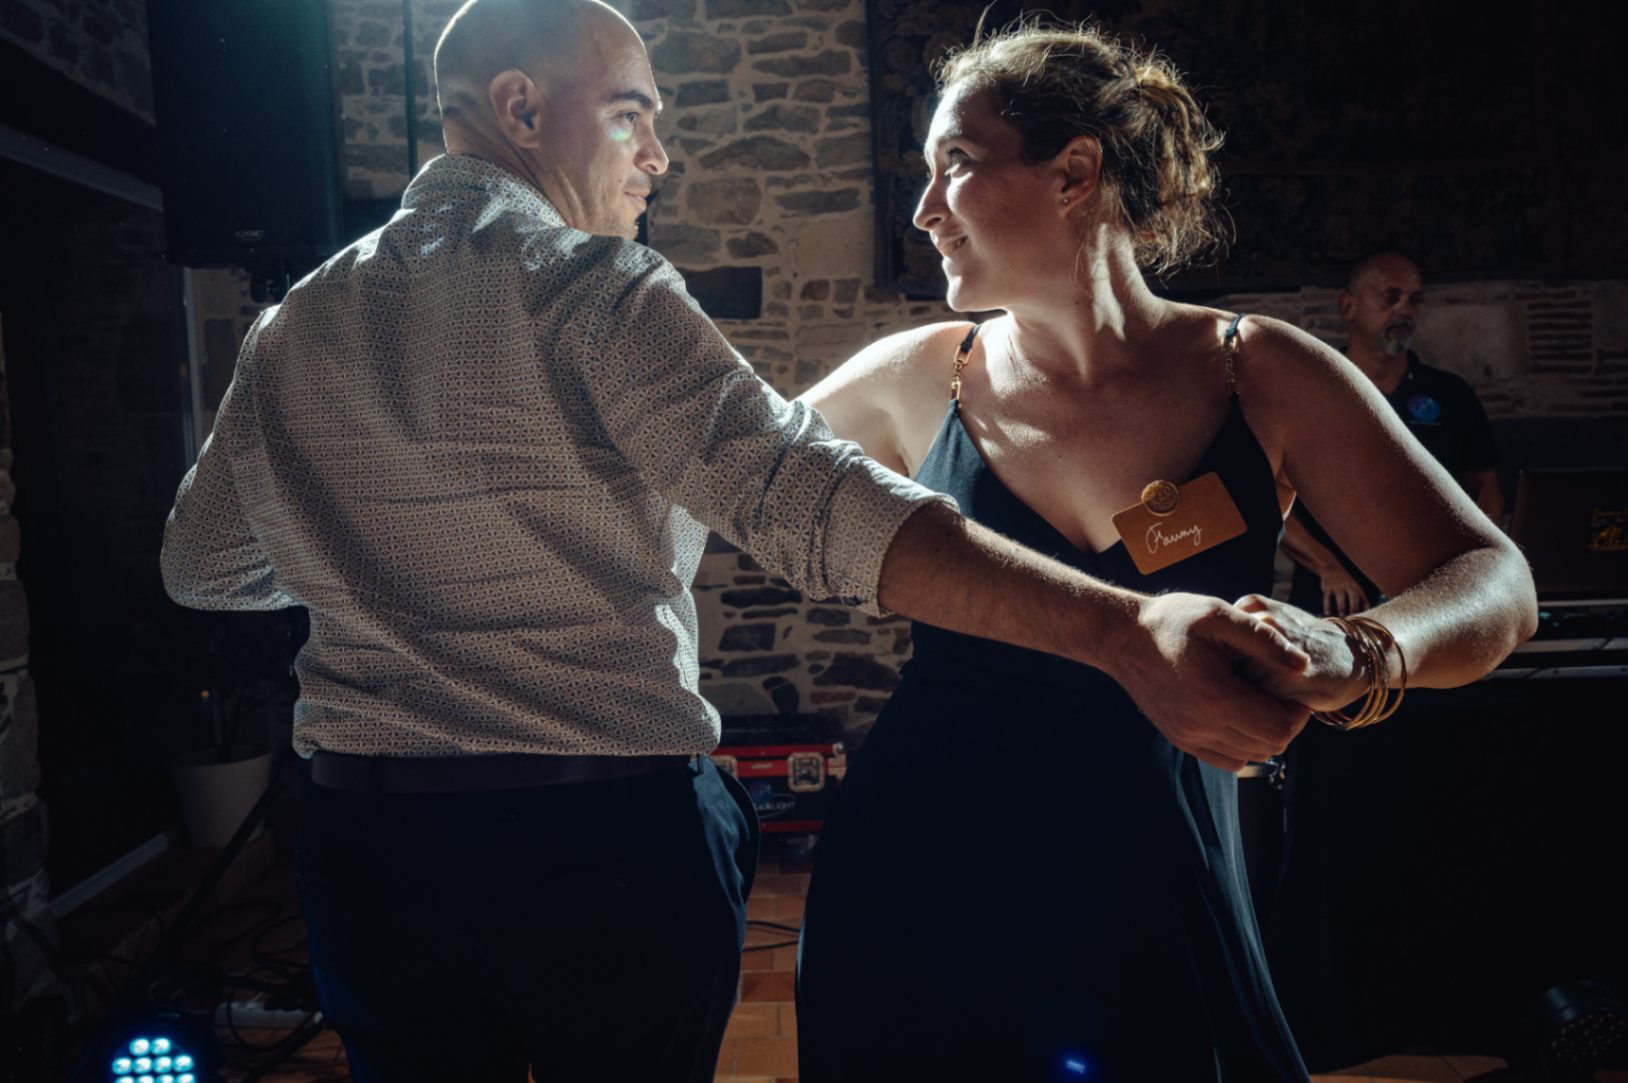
left=936, top=19, right=1229, bottom=277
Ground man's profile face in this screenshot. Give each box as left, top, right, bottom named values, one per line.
left=1342, top=256, right=1424, bottom=358
left=536, top=18, right=668, bottom=239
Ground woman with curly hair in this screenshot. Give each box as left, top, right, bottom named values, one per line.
left=795, top=20, right=1533, bottom=1082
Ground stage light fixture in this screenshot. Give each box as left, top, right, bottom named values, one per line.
left=1511, top=979, right=1626, bottom=1082
left=100, top=1015, right=215, bottom=1083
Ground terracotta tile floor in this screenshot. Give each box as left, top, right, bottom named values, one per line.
left=116, top=844, right=1622, bottom=1083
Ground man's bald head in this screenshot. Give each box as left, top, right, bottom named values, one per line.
left=429, top=0, right=667, bottom=239
left=434, top=0, right=624, bottom=124
left=1347, top=251, right=1419, bottom=295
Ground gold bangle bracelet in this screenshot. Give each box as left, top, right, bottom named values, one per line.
left=1313, top=615, right=1408, bottom=731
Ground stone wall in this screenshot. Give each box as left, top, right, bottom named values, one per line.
left=0, top=314, right=60, bottom=1013
left=0, top=0, right=153, bottom=119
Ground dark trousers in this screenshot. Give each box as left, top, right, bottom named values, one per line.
left=294, top=755, right=759, bottom=1082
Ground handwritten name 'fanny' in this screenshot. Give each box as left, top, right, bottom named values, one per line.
left=1145, top=522, right=1202, bottom=554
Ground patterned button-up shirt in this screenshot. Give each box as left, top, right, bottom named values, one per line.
left=161, top=154, right=948, bottom=758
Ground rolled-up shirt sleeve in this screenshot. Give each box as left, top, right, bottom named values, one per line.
left=161, top=326, right=295, bottom=612
left=576, top=250, right=953, bottom=610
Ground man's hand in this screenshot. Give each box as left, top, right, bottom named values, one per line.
left=1233, top=594, right=1367, bottom=711
left=1319, top=565, right=1370, bottom=616
left=1101, top=593, right=1313, bottom=774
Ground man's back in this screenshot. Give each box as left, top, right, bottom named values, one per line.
left=163, top=155, right=934, bottom=758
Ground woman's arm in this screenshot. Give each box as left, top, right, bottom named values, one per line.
left=1234, top=317, right=1537, bottom=708
left=798, top=321, right=972, bottom=477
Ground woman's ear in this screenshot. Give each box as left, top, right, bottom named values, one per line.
left=1055, top=133, right=1103, bottom=211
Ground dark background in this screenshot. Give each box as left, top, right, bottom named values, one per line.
left=868, top=0, right=1628, bottom=295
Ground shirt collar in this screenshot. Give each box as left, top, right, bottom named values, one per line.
left=401, top=153, right=567, bottom=228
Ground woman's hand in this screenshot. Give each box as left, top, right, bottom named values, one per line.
left=1233, top=594, right=1368, bottom=711
left=1103, top=592, right=1314, bottom=773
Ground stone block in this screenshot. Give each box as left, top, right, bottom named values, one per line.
left=720, top=622, right=779, bottom=651
left=800, top=280, right=831, bottom=300
left=707, top=0, right=791, bottom=16
left=0, top=580, right=29, bottom=663
left=794, top=78, right=836, bottom=102
left=651, top=30, right=742, bottom=74
left=835, top=19, right=866, bottom=48
left=744, top=103, right=821, bottom=134
left=763, top=675, right=800, bottom=714
left=679, top=266, right=763, bottom=320
left=722, top=585, right=801, bottom=608
left=721, top=654, right=798, bottom=677
left=727, top=231, right=780, bottom=258
left=634, top=0, right=696, bottom=19
left=814, top=629, right=871, bottom=644
left=687, top=178, right=763, bottom=225
left=676, top=79, right=731, bottom=106
left=675, top=103, right=740, bottom=135
left=700, top=135, right=811, bottom=171
left=815, top=131, right=870, bottom=168
left=773, top=188, right=861, bottom=215
left=752, top=49, right=851, bottom=77
left=649, top=223, right=722, bottom=264
left=753, top=81, right=789, bottom=101
left=746, top=31, right=807, bottom=55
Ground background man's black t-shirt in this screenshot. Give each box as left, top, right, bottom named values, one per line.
left=1288, top=353, right=1499, bottom=613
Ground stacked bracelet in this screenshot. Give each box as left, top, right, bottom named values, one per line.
left=1313, top=615, right=1408, bottom=731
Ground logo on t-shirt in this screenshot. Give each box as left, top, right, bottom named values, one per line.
left=1405, top=393, right=1442, bottom=423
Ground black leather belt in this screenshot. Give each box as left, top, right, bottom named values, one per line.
left=309, top=750, right=693, bottom=795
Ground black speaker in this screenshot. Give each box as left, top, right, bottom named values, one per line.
left=147, top=0, right=343, bottom=268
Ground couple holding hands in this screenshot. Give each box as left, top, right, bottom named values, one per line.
left=162, top=1, right=1534, bottom=1079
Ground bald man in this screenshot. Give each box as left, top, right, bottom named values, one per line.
left=1282, top=253, right=1504, bottom=616
left=162, top=1, right=1316, bottom=1077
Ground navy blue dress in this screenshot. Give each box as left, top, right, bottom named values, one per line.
left=797, top=322, right=1310, bottom=1082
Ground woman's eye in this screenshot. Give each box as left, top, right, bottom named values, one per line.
left=622, top=111, right=641, bottom=126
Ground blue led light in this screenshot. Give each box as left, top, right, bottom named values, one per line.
left=159, top=1075, right=175, bottom=1083
left=129, top=1038, right=151, bottom=1055
left=1064, top=1058, right=1089, bottom=1075
left=173, top=1056, right=194, bottom=1071
left=178, top=1075, right=196, bottom=1083
left=113, top=1058, right=133, bottom=1073
left=116, top=1076, right=134, bottom=1083
left=134, top=1058, right=153, bottom=1072
left=155, top=1057, right=173, bottom=1071
left=138, top=1075, right=156, bottom=1083
left=151, top=1038, right=172, bottom=1055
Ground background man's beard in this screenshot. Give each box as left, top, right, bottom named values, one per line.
left=1377, top=323, right=1414, bottom=357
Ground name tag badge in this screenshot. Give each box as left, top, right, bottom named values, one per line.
left=1112, top=472, right=1247, bottom=575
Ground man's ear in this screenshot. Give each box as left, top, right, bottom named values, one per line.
left=488, top=69, right=545, bottom=149
left=1055, top=133, right=1104, bottom=209
left=1338, top=290, right=1357, bottom=324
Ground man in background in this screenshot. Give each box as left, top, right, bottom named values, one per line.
left=1283, top=252, right=1504, bottom=616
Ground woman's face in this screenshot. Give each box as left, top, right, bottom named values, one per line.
left=913, top=81, right=1069, bottom=312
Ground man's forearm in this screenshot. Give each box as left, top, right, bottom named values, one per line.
left=876, top=502, right=1135, bottom=669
